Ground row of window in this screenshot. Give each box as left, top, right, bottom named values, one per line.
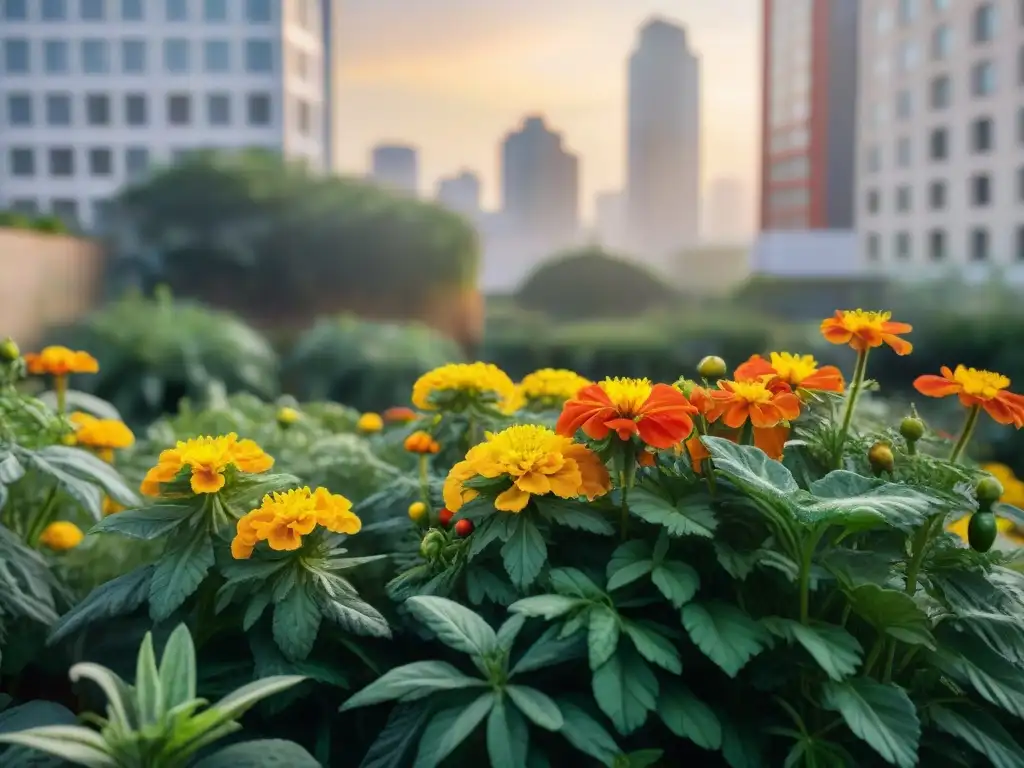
left=864, top=168, right=1024, bottom=214
left=4, top=198, right=113, bottom=231
left=878, top=1, right=997, bottom=44
left=1, top=0, right=272, bottom=23
left=1, top=37, right=276, bottom=75
left=865, top=226, right=1024, bottom=264
left=864, top=116, right=1000, bottom=174
left=871, top=64, right=998, bottom=129
left=5, top=146, right=153, bottom=180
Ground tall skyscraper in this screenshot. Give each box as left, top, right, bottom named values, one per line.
left=626, top=17, right=701, bottom=271
left=759, top=0, right=859, bottom=231
left=436, top=170, right=481, bottom=218
left=0, top=0, right=342, bottom=231
left=370, top=144, right=419, bottom=195
left=500, top=115, right=579, bottom=250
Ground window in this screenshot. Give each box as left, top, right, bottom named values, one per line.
left=91, top=199, right=114, bottom=233
left=124, top=93, right=146, bottom=125
left=896, top=89, right=912, bottom=119
left=3, top=0, right=27, bottom=20
left=82, top=39, right=109, bottom=74
left=3, top=39, right=30, bottom=74
left=296, top=99, right=311, bottom=135
left=86, top=93, right=110, bottom=125
left=929, top=75, right=951, bottom=108
left=928, top=230, right=946, bottom=261
left=971, top=174, right=991, bottom=206
left=972, top=60, right=995, bottom=96
left=899, top=41, right=918, bottom=71
left=167, top=93, right=191, bottom=125
left=9, top=199, right=38, bottom=215
left=898, top=0, right=916, bottom=24
left=929, top=128, right=947, bottom=160
left=896, top=136, right=911, bottom=167
left=80, top=0, right=105, bottom=21
left=896, top=186, right=912, bottom=212
left=246, top=0, right=271, bottom=22
left=875, top=8, right=892, bottom=34
left=931, top=24, right=951, bottom=59
left=972, top=117, right=993, bottom=152
left=204, top=40, right=229, bottom=72
left=207, top=93, right=230, bottom=125
left=204, top=0, right=227, bottom=21
left=46, top=93, right=71, bottom=125
left=895, top=232, right=911, bottom=260
left=9, top=148, right=34, bottom=177
left=122, top=39, right=146, bottom=72
left=247, top=92, right=271, bottom=125
left=970, top=228, right=989, bottom=261
left=164, top=39, right=189, bottom=72
left=928, top=180, right=946, bottom=209
left=125, top=146, right=149, bottom=179
left=43, top=40, right=68, bottom=73
left=166, top=0, right=187, bottom=20
left=49, top=148, right=74, bottom=176
left=51, top=199, right=79, bottom=228
left=866, top=233, right=880, bottom=262
left=6, top=93, right=31, bottom=126
left=245, top=40, right=273, bottom=72
left=42, top=0, right=67, bottom=20
left=865, top=146, right=881, bottom=173
left=866, top=189, right=879, bottom=214
left=933, top=0, right=949, bottom=10
left=1018, top=166, right=1024, bottom=201
left=88, top=147, right=112, bottom=176
left=973, top=3, right=996, bottom=43
left=121, top=0, right=142, bottom=19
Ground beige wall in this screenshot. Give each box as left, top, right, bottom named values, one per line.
left=0, top=229, right=103, bottom=347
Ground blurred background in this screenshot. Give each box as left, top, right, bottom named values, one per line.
left=1, top=0, right=1023, bottom=466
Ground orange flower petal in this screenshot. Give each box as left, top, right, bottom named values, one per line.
left=914, top=374, right=960, bottom=398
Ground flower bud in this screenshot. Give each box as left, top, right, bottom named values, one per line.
left=408, top=501, right=428, bottom=522
left=454, top=518, right=474, bottom=537
left=975, top=476, right=1004, bottom=508
left=404, top=430, right=440, bottom=454
left=899, top=416, right=924, bottom=444
left=277, top=407, right=300, bottom=427
left=868, top=442, right=895, bottom=476
left=673, top=377, right=697, bottom=398
left=438, top=508, right=454, bottom=527
left=697, top=356, right=727, bottom=379
left=419, top=529, right=445, bottom=559
left=357, top=412, right=384, bottom=433
left=0, top=337, right=20, bottom=362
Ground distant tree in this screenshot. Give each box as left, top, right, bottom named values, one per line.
left=515, top=246, right=679, bottom=320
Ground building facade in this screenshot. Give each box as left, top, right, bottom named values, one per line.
left=435, top=170, right=481, bottom=218
left=857, top=0, right=1024, bottom=273
left=0, top=0, right=339, bottom=230
left=370, top=144, right=419, bottom=195
left=626, top=18, right=700, bottom=271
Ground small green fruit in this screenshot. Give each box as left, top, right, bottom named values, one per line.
left=0, top=338, right=19, bottom=362
left=968, top=511, right=998, bottom=553
left=899, top=416, right=925, bottom=443
left=975, top=476, right=1004, bottom=508
left=868, top=442, right=895, bottom=476
left=696, top=356, right=727, bottom=379
left=419, top=529, right=445, bottom=559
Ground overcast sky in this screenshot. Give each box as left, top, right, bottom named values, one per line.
left=333, top=0, right=761, bottom=219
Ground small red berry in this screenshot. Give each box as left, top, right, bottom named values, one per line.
left=438, top=508, right=454, bottom=527
left=454, top=519, right=474, bottom=537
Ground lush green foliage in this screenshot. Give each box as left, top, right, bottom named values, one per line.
left=0, top=211, right=68, bottom=234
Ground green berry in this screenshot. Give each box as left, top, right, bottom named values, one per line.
left=899, top=416, right=925, bottom=443
left=968, top=511, right=998, bottom=553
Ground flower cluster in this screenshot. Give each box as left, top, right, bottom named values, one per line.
left=24, top=346, right=99, bottom=376
left=516, top=368, right=591, bottom=410
left=734, top=352, right=844, bottom=393
left=141, top=433, right=274, bottom=497
left=444, top=424, right=610, bottom=513
left=231, top=486, right=361, bottom=559
left=411, top=362, right=516, bottom=412
left=69, top=412, right=135, bottom=462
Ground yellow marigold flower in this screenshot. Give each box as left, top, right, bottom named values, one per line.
left=443, top=424, right=610, bottom=514
left=24, top=346, right=99, bottom=376
left=231, top=486, right=361, bottom=559
left=820, top=310, right=912, bottom=356
left=39, top=521, right=84, bottom=550
left=70, top=412, right=135, bottom=460
left=102, top=496, right=125, bottom=516
left=357, top=412, right=384, bottom=433
left=411, top=362, right=516, bottom=412
left=947, top=514, right=1013, bottom=543
left=404, top=430, right=440, bottom=454
left=277, top=406, right=300, bottom=426
left=140, top=433, right=274, bottom=497
left=518, top=368, right=591, bottom=409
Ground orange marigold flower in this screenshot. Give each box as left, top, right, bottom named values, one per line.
left=24, top=346, right=99, bottom=376
left=231, top=486, right=361, bottom=560
left=384, top=406, right=417, bottom=423
left=704, top=377, right=801, bottom=459
left=140, top=433, right=274, bottom=497
left=39, top=521, right=84, bottom=550
left=735, top=352, right=845, bottom=393
left=914, top=366, right=1024, bottom=428
left=70, top=412, right=135, bottom=459
left=820, top=310, right=913, bottom=356
left=556, top=377, right=697, bottom=450
left=404, top=430, right=440, bottom=454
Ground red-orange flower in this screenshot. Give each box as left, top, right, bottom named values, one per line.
left=556, top=377, right=697, bottom=449
left=735, top=352, right=845, bottom=393
left=914, top=366, right=1024, bottom=428
left=701, top=377, right=801, bottom=460
left=384, top=406, right=417, bottom=423
left=820, top=310, right=913, bottom=356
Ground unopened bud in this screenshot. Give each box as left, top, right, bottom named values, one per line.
left=868, top=442, right=895, bottom=476
left=899, top=416, right=924, bottom=444
left=697, top=356, right=728, bottom=379
left=0, top=338, right=20, bottom=362
left=975, top=476, right=1004, bottom=508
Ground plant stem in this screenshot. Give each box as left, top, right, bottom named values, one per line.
left=739, top=422, right=753, bottom=446
left=25, top=484, right=60, bottom=546
left=864, top=636, right=884, bottom=676
left=418, top=455, right=430, bottom=506
left=834, top=349, right=870, bottom=469
left=905, top=516, right=939, bottom=597
left=618, top=446, right=637, bottom=541
left=54, top=374, right=67, bottom=415
left=620, top=479, right=630, bottom=541
left=798, top=529, right=825, bottom=624
left=882, top=642, right=897, bottom=683
left=948, top=404, right=981, bottom=464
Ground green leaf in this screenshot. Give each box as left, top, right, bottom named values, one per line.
left=190, top=739, right=320, bottom=767
left=804, top=472, right=931, bottom=532
left=319, top=589, right=391, bottom=639
left=0, top=701, right=75, bottom=733
left=929, top=632, right=1024, bottom=718
left=274, top=585, right=322, bottom=662
left=606, top=541, right=653, bottom=591
left=506, top=685, right=563, bottom=731
left=762, top=617, right=862, bottom=681
left=496, top=614, right=526, bottom=651
left=591, top=644, right=659, bottom=736
left=413, top=693, right=494, bottom=768
left=159, top=624, right=197, bottom=711
left=621, top=749, right=663, bottom=767
left=651, top=560, right=699, bottom=608
left=627, top=486, right=717, bottom=538
left=501, top=513, right=547, bottom=590
left=557, top=701, right=620, bottom=767
left=148, top=532, right=214, bottom=622
left=846, top=583, right=935, bottom=649
left=623, top=621, right=681, bottom=674
left=188, top=674, right=305, bottom=737
left=406, top=596, right=498, bottom=658
left=509, top=595, right=587, bottom=620
left=0, top=452, right=25, bottom=484
left=681, top=602, right=769, bottom=678
left=535, top=497, right=615, bottom=535
left=134, top=632, right=163, bottom=725
left=510, top=625, right=586, bottom=676
left=486, top=695, right=529, bottom=768
left=588, top=606, right=621, bottom=670
left=657, top=681, right=721, bottom=750
left=359, top=704, right=433, bottom=768
left=30, top=445, right=139, bottom=509
left=341, top=661, right=486, bottom=711
left=89, top=504, right=190, bottom=541
left=822, top=678, right=920, bottom=768
left=0, top=725, right=116, bottom=767
left=720, top=716, right=765, bottom=768
left=549, top=568, right=605, bottom=599
left=930, top=703, right=1024, bottom=768
left=715, top=542, right=757, bottom=581
left=702, top=437, right=799, bottom=504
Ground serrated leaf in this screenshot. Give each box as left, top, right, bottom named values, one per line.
left=721, top=715, right=764, bottom=768
left=358, top=703, right=433, bottom=768
left=846, top=583, right=935, bottom=649
left=413, top=693, right=494, bottom=768
left=930, top=703, right=1024, bottom=768
left=557, top=701, right=620, bottom=766
left=762, top=617, right=862, bottom=681
left=486, top=695, right=529, bottom=768
left=622, top=621, right=681, bottom=674
left=274, top=585, right=322, bottom=662
left=606, top=541, right=654, bottom=592
left=651, top=560, right=699, bottom=608
left=509, top=594, right=587, bottom=620
left=588, top=606, right=620, bottom=670
left=320, top=590, right=391, bottom=638
left=506, top=685, right=563, bottom=730
left=929, top=631, right=1024, bottom=718
left=190, top=739, right=320, bottom=767
left=535, top=497, right=615, bottom=535
left=341, top=661, right=486, bottom=710
left=702, top=437, right=799, bottom=507
left=804, top=472, right=931, bottom=532
left=714, top=542, right=757, bottom=581
left=549, top=567, right=605, bottom=599
left=501, top=513, right=547, bottom=590
left=657, top=681, right=721, bottom=750
left=511, top=625, right=586, bottom=676
left=148, top=531, right=214, bottom=622
left=591, top=643, right=658, bottom=736
left=627, top=486, right=717, bottom=538
left=406, top=596, right=498, bottom=658
left=681, top=602, right=768, bottom=678
left=89, top=504, right=190, bottom=541
left=822, top=678, right=920, bottom=768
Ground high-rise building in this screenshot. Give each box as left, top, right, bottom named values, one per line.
left=436, top=170, right=481, bottom=218
left=0, top=0, right=342, bottom=231
left=705, top=177, right=750, bottom=244
left=857, top=0, right=1022, bottom=272
left=760, top=0, right=859, bottom=231
left=626, top=17, right=701, bottom=271
left=500, top=115, right=579, bottom=250
left=370, top=144, right=419, bottom=195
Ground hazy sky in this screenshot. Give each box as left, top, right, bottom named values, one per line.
left=334, top=0, right=761, bottom=221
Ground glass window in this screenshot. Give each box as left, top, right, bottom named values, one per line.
left=1018, top=167, right=1024, bottom=201
left=124, top=93, right=146, bottom=125
left=51, top=199, right=79, bottom=228
left=1017, top=226, right=1024, bottom=262
left=44, top=40, right=68, bottom=73
left=86, top=93, right=110, bottom=125
left=970, top=228, right=989, bottom=261
left=89, top=147, right=112, bottom=176
left=3, top=39, right=30, bottom=74
left=167, top=93, right=191, bottom=125
left=971, top=174, right=991, bottom=206
left=974, top=3, right=996, bottom=43
left=204, top=40, right=229, bottom=72
left=898, top=0, right=916, bottom=24
left=6, top=93, right=31, bottom=125
left=896, top=186, right=911, bottom=212
left=972, top=117, right=994, bottom=152
left=866, top=233, right=880, bottom=262
left=42, top=0, right=67, bottom=20
left=865, top=189, right=879, bottom=214
left=928, top=230, right=945, bottom=261
left=246, top=0, right=271, bottom=22
left=9, top=199, right=38, bottom=215
left=9, top=148, right=34, bottom=177
left=932, top=0, right=949, bottom=10
left=204, top=0, right=227, bottom=21
left=165, top=0, right=186, bottom=21
left=91, top=199, right=114, bottom=232
left=164, top=39, right=189, bottom=72
left=245, top=40, right=273, bottom=72
left=972, top=60, right=996, bottom=95
left=122, top=39, right=146, bottom=72
left=121, top=0, right=142, bottom=19
left=80, top=0, right=105, bottom=21
left=125, top=146, right=149, bottom=179
left=247, top=92, right=271, bottom=125
left=896, top=136, right=912, bottom=167
left=895, top=232, right=911, bottom=260
left=46, top=93, right=71, bottom=125
left=82, top=39, right=109, bottom=74
left=207, top=93, right=230, bottom=125
left=899, top=41, right=918, bottom=71
left=895, top=89, right=912, bottom=119
left=929, top=75, right=951, bottom=108
left=49, top=148, right=75, bottom=176
left=865, top=145, right=881, bottom=173
left=931, top=24, right=952, bottom=60
left=3, top=0, right=28, bottom=20
left=928, top=180, right=946, bottom=209
left=929, top=127, right=948, bottom=159
left=296, top=98, right=311, bottom=135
